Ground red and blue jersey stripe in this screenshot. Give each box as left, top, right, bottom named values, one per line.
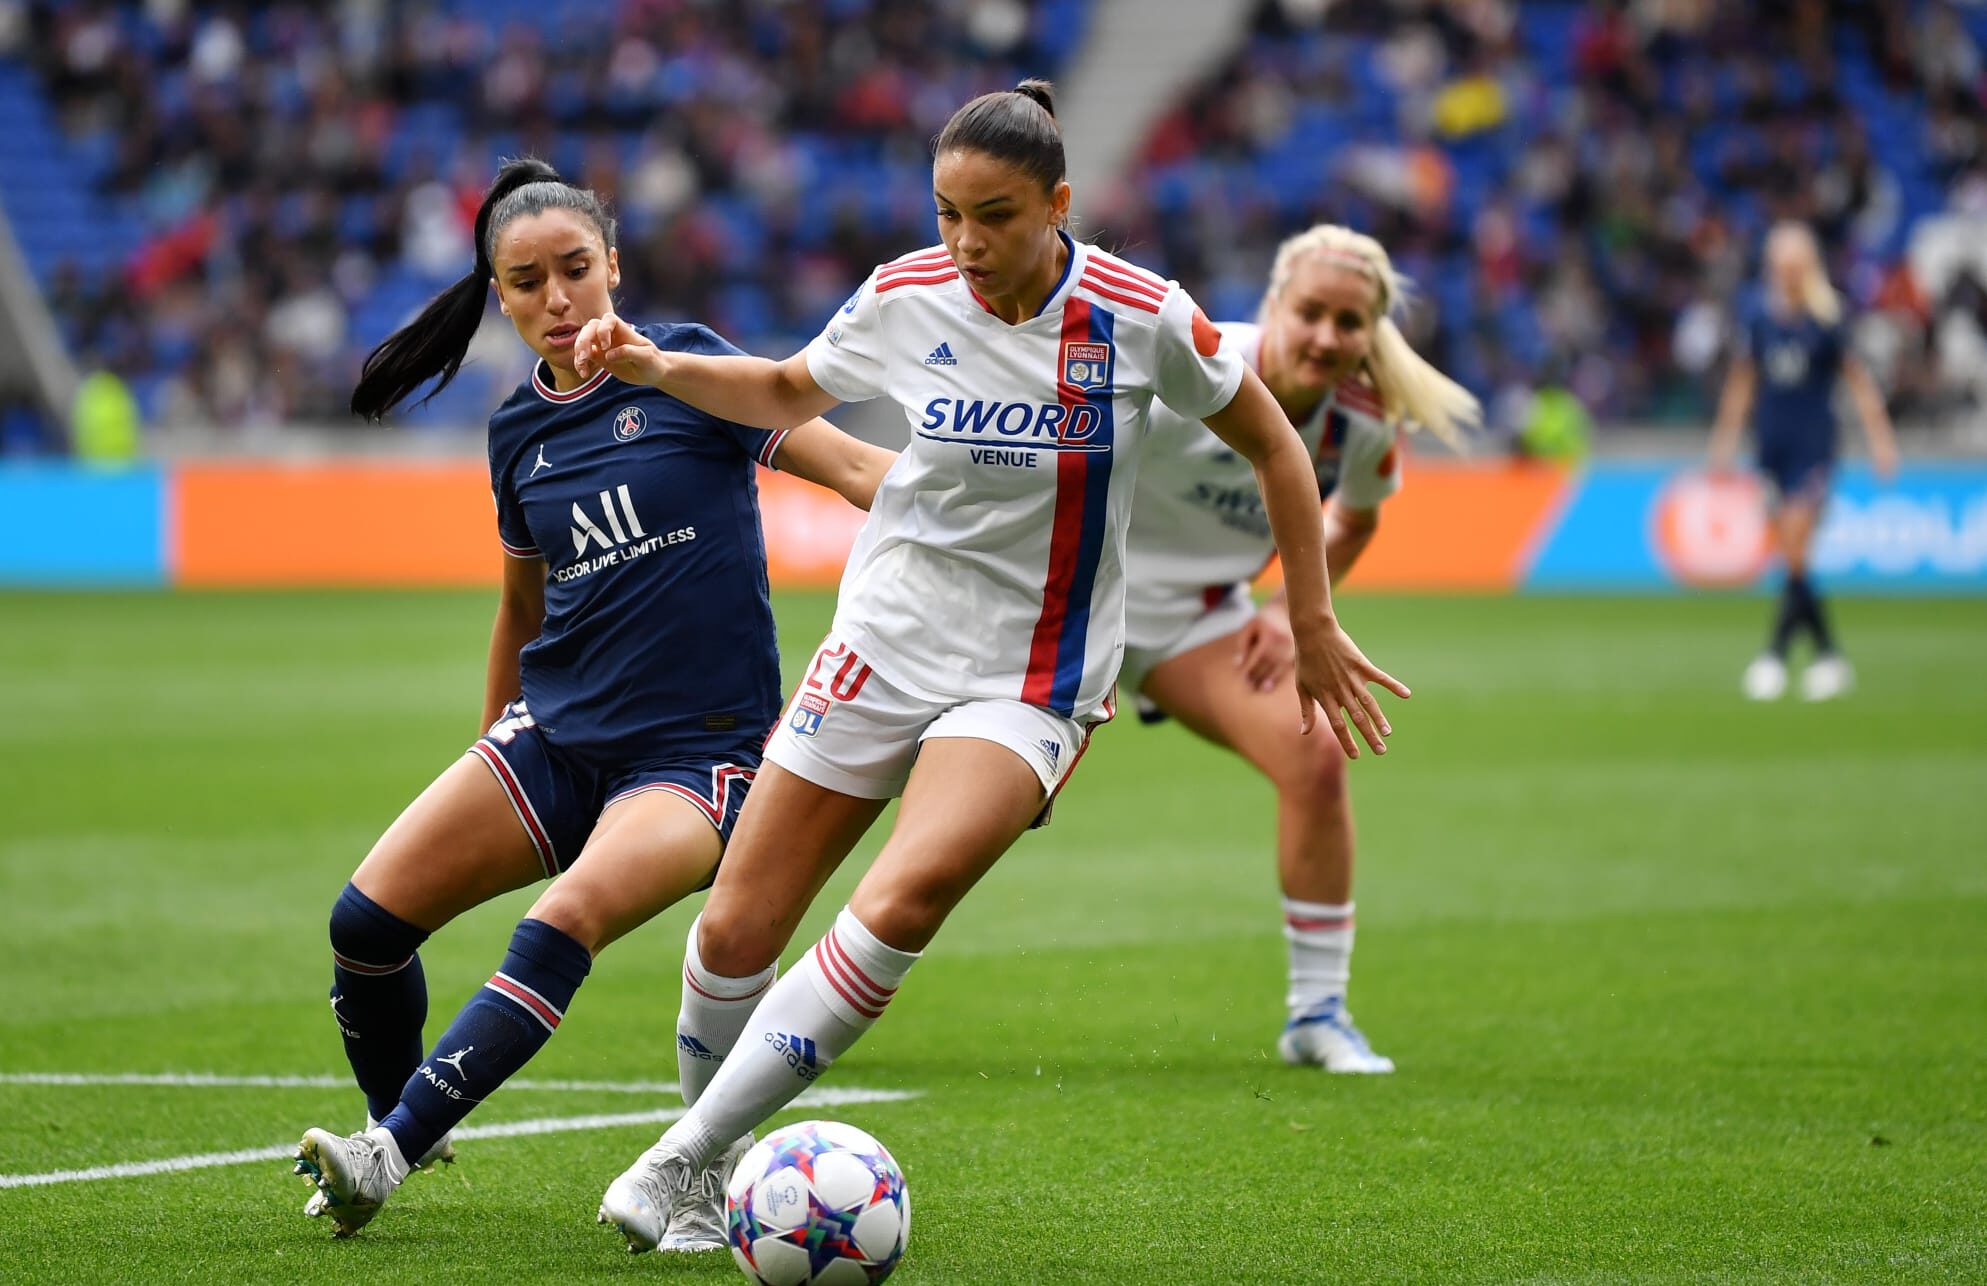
left=1022, top=298, right=1116, bottom=717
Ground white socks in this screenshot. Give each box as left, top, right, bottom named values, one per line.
left=675, top=913, right=777, bottom=1106
left=363, top=1125, right=412, bottom=1183
left=668, top=907, right=918, bottom=1164
left=1283, top=898, right=1355, bottom=1015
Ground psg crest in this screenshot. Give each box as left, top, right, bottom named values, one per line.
left=612, top=406, right=647, bottom=442
left=1062, top=341, right=1112, bottom=392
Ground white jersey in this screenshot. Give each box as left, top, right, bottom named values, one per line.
left=802, top=234, right=1245, bottom=721
left=1125, top=321, right=1401, bottom=610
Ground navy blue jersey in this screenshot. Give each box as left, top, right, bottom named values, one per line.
left=488, top=323, right=790, bottom=762
left=1740, top=294, right=1846, bottom=455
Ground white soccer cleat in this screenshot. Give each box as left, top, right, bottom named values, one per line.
left=597, top=1137, right=700, bottom=1253
left=1278, top=998, right=1396, bottom=1074
left=292, top=1127, right=404, bottom=1236
left=1801, top=654, right=1854, bottom=702
left=303, top=1120, right=452, bottom=1217
left=1742, top=654, right=1789, bottom=701
left=659, top=1133, right=754, bottom=1253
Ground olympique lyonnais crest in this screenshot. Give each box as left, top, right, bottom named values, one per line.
left=612, top=406, right=648, bottom=441
left=789, top=692, right=830, bottom=737
left=1062, top=341, right=1112, bottom=392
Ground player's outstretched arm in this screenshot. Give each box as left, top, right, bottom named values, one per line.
left=1240, top=502, right=1382, bottom=692
left=483, top=553, right=546, bottom=731
left=1708, top=355, right=1755, bottom=472
left=773, top=420, right=897, bottom=511
left=1203, top=369, right=1409, bottom=757
left=1841, top=356, right=1899, bottom=480
left=573, top=311, right=840, bottom=430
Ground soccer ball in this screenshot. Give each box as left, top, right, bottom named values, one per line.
left=725, top=1119, right=909, bottom=1285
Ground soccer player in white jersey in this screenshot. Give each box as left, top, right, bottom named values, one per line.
left=568, top=81, right=1409, bottom=1252
left=1121, top=224, right=1480, bottom=1074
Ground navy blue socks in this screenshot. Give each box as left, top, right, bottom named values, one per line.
left=328, top=882, right=431, bottom=1122
left=381, top=918, right=593, bottom=1163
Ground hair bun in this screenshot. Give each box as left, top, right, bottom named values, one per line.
left=1013, top=78, right=1056, bottom=119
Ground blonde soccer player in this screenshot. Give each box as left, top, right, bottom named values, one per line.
left=1120, top=224, right=1479, bottom=1073
left=1709, top=221, right=1898, bottom=701
left=569, top=80, right=1409, bottom=1251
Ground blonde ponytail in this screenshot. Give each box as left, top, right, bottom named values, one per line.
left=1261, top=224, right=1481, bottom=450
left=1766, top=221, right=1842, bottom=326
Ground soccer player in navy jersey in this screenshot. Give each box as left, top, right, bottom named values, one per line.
left=290, top=159, right=894, bottom=1245
left=1709, top=222, right=1898, bottom=702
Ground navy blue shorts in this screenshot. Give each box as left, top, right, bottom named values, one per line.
left=468, top=700, right=758, bottom=879
left=1756, top=436, right=1834, bottom=508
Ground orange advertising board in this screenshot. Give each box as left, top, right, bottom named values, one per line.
left=166, top=457, right=1572, bottom=591
left=169, top=460, right=872, bottom=589
left=173, top=461, right=502, bottom=587
left=1341, top=458, right=1569, bottom=590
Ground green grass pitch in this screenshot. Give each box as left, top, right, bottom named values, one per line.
left=2, top=589, right=1983, bottom=1283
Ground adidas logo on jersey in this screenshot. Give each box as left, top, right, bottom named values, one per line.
left=923, top=341, right=958, bottom=366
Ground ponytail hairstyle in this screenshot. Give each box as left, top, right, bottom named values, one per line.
left=1764, top=220, right=1842, bottom=326
left=932, top=78, right=1066, bottom=214
left=1260, top=223, right=1481, bottom=450
left=351, top=158, right=620, bottom=420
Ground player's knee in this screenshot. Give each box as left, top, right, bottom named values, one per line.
left=845, top=886, right=948, bottom=953
left=695, top=904, right=781, bottom=978
left=328, top=881, right=428, bottom=965
left=1272, top=737, right=1349, bottom=811
left=524, top=885, right=609, bottom=954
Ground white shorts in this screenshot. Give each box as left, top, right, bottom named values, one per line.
left=767, top=633, right=1100, bottom=805
left=1118, top=580, right=1256, bottom=698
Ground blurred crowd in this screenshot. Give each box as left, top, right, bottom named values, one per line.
left=4, top=0, right=1085, bottom=431
left=4, top=0, right=1987, bottom=442
left=1112, top=0, right=1987, bottom=438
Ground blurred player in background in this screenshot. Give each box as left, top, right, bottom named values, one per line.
left=1710, top=221, right=1898, bottom=702
left=1121, top=224, right=1479, bottom=1074
left=575, top=80, right=1408, bottom=1252
left=291, top=158, right=892, bottom=1244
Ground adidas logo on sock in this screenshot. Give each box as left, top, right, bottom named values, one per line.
left=677, top=1033, right=723, bottom=1062
left=923, top=341, right=958, bottom=366
left=764, top=1030, right=821, bottom=1080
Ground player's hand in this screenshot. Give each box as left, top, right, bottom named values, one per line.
left=1290, top=614, right=1409, bottom=759
left=572, top=311, right=666, bottom=386
left=1872, top=439, right=1899, bottom=482
left=1234, top=605, right=1296, bottom=692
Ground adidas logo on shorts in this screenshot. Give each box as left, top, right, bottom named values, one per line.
left=923, top=342, right=958, bottom=366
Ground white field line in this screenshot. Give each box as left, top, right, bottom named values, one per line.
left=0, top=1086, right=920, bottom=1190
left=0, top=1073, right=683, bottom=1094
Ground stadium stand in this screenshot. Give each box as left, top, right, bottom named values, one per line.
left=0, top=0, right=1091, bottom=434
left=1, top=0, right=1984, bottom=445
left=1109, top=0, right=1987, bottom=433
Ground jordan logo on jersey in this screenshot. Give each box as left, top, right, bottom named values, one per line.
left=1062, top=341, right=1112, bottom=392
left=612, top=406, right=648, bottom=441
left=530, top=444, right=553, bottom=475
